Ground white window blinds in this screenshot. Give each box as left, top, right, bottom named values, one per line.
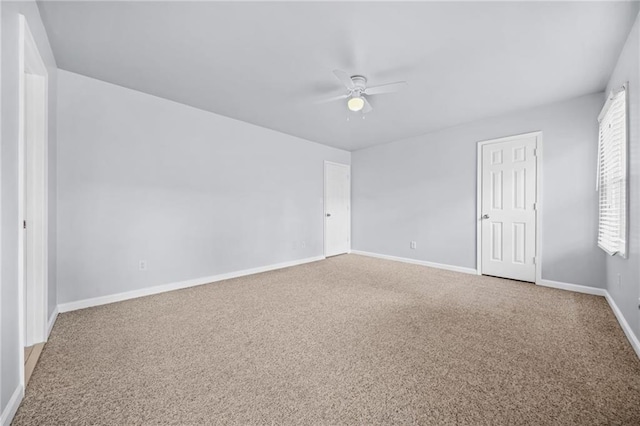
left=597, top=86, right=627, bottom=256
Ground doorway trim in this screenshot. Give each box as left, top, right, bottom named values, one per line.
left=18, top=14, right=49, bottom=388
left=323, top=161, right=351, bottom=257
left=476, top=131, right=543, bottom=284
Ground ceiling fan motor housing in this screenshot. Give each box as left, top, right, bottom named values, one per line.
left=351, top=75, right=367, bottom=93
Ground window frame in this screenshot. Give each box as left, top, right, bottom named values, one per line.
left=596, top=84, right=628, bottom=257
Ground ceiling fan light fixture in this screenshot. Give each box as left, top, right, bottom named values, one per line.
left=347, top=95, right=365, bottom=112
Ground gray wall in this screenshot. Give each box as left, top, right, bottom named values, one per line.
left=57, top=70, right=350, bottom=304
left=352, top=93, right=605, bottom=288
left=605, top=12, right=640, bottom=339
left=1, top=0, right=57, bottom=415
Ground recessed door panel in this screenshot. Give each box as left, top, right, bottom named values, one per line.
left=513, top=146, right=526, bottom=162
left=491, top=149, right=503, bottom=165
left=491, top=222, right=503, bottom=261
left=512, top=222, right=526, bottom=264
left=513, top=168, right=526, bottom=210
left=491, top=171, right=503, bottom=210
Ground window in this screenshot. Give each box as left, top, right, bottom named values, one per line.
left=597, top=85, right=627, bottom=256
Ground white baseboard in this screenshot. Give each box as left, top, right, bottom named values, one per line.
left=350, top=252, right=639, bottom=359
left=0, top=385, right=24, bottom=426
left=53, top=252, right=640, bottom=363
left=58, top=256, right=325, bottom=313
left=604, top=292, right=640, bottom=359
left=47, top=306, right=59, bottom=339
left=536, top=279, right=607, bottom=296
left=350, top=250, right=478, bottom=275
left=537, top=279, right=639, bottom=359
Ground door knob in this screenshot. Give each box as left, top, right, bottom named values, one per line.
left=326, top=213, right=331, bottom=217
left=482, top=214, right=490, bottom=219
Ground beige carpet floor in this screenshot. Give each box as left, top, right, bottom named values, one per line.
left=13, top=254, right=640, bottom=425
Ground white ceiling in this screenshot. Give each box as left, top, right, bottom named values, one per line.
left=39, top=1, right=639, bottom=151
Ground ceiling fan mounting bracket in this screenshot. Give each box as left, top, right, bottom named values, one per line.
left=350, top=75, right=367, bottom=91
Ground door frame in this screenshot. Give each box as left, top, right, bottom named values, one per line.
left=18, top=14, right=49, bottom=387
left=323, top=161, right=351, bottom=257
left=476, top=131, right=543, bottom=284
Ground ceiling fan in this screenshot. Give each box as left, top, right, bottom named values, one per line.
left=326, top=69, right=407, bottom=114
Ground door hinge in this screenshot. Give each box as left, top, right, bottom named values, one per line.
left=533, top=257, right=537, bottom=265
left=533, top=202, right=537, bottom=211
left=533, top=148, right=537, bottom=157
left=23, top=220, right=26, bottom=229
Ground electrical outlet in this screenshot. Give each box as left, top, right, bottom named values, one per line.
left=139, top=260, right=147, bottom=271
left=410, top=241, right=417, bottom=249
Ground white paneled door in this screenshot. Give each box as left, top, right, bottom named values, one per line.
left=480, top=135, right=537, bottom=282
left=324, top=162, right=350, bottom=257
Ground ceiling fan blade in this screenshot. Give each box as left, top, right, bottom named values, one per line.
left=364, top=81, right=407, bottom=95
left=314, top=93, right=349, bottom=105
left=333, top=69, right=355, bottom=90
left=362, top=97, right=373, bottom=114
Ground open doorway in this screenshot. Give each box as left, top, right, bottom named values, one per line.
left=18, top=14, right=49, bottom=386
